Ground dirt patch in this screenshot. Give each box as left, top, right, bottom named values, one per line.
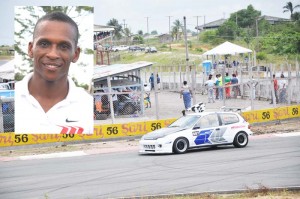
left=250, top=119, right=300, bottom=135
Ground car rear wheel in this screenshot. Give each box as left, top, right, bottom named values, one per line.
left=233, top=131, right=248, bottom=148
left=123, top=104, right=135, bottom=115
left=173, top=137, right=189, bottom=154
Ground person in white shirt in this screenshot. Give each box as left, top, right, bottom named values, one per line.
left=15, top=11, right=93, bottom=134
left=278, top=73, right=288, bottom=103
left=180, top=81, right=193, bottom=110
left=205, top=75, right=215, bottom=103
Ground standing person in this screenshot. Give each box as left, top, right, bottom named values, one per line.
left=270, top=74, right=279, bottom=104
left=205, top=75, right=215, bottom=103
left=217, top=74, right=223, bottom=100
left=231, top=74, right=239, bottom=98
left=180, top=81, right=193, bottom=110
left=247, top=77, right=258, bottom=100
left=278, top=73, right=288, bottom=103
left=224, top=72, right=231, bottom=98
left=112, top=88, right=119, bottom=115
left=149, top=73, right=154, bottom=91
left=15, top=11, right=93, bottom=134
left=156, top=74, right=161, bottom=90
left=215, top=74, right=219, bottom=99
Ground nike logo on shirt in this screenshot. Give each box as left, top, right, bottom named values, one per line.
left=65, top=118, right=79, bottom=123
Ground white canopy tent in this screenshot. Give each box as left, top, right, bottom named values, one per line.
left=202, top=41, right=252, bottom=56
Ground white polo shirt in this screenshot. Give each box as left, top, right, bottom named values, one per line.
left=15, top=73, right=94, bottom=134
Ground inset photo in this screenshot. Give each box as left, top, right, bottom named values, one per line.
left=14, top=6, right=94, bottom=134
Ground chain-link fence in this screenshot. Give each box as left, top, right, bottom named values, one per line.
left=96, top=61, right=300, bottom=124
left=0, top=97, right=14, bottom=133
left=94, top=84, right=144, bottom=121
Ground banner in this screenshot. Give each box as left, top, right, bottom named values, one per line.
left=0, top=119, right=176, bottom=147
left=1, top=105, right=299, bottom=147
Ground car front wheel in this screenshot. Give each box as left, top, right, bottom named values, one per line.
left=173, top=137, right=189, bottom=154
left=233, top=131, right=248, bottom=148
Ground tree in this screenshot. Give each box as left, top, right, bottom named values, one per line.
left=107, top=18, right=123, bottom=39
left=229, top=5, right=261, bottom=28
left=151, top=30, right=158, bottom=35
left=137, top=30, right=143, bottom=35
left=217, top=20, right=239, bottom=40
left=292, top=11, right=300, bottom=19
left=283, top=1, right=300, bottom=17
left=171, top=19, right=183, bottom=40
left=122, top=27, right=132, bottom=43
left=133, top=35, right=144, bottom=44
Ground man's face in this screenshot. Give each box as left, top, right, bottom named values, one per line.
left=28, top=20, right=80, bottom=82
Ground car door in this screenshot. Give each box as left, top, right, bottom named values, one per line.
left=218, top=113, right=241, bottom=142
left=190, top=113, right=225, bottom=147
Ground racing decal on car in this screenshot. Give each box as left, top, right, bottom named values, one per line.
left=192, top=131, right=200, bottom=136
left=194, top=128, right=228, bottom=145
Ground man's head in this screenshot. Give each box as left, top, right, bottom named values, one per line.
left=28, top=11, right=81, bottom=83
left=33, top=12, right=79, bottom=46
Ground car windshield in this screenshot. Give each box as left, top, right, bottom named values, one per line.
left=168, top=115, right=201, bottom=129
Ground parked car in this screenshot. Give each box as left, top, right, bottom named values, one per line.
left=0, top=83, right=11, bottom=90
left=139, top=111, right=253, bottom=154
left=145, top=46, right=157, bottom=53
left=111, top=45, right=129, bottom=52
left=94, top=93, right=141, bottom=120
left=129, top=46, right=145, bottom=51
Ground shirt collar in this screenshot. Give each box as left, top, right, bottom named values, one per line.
left=19, top=72, right=78, bottom=102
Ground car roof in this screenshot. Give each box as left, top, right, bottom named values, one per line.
left=186, top=111, right=239, bottom=116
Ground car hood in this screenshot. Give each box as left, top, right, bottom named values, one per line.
left=143, top=127, right=186, bottom=140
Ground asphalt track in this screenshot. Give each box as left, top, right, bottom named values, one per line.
left=0, top=133, right=299, bottom=199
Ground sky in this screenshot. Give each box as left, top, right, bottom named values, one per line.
left=0, top=0, right=294, bottom=46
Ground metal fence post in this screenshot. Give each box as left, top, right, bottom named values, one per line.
left=0, top=99, right=4, bottom=132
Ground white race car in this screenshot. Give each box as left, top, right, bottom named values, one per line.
left=139, top=111, right=253, bottom=154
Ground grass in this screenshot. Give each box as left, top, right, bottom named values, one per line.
left=134, top=188, right=300, bottom=199
left=106, top=36, right=297, bottom=69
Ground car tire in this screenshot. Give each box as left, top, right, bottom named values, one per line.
left=173, top=137, right=189, bottom=154
left=123, top=104, right=135, bottom=115
left=233, top=131, right=248, bottom=148
left=96, top=113, right=108, bottom=120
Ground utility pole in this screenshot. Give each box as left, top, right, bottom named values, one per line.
left=145, top=17, right=149, bottom=45
left=123, top=19, right=126, bottom=29
left=203, top=15, right=206, bottom=31
left=193, top=16, right=201, bottom=40
left=183, top=16, right=190, bottom=83
left=166, top=16, right=172, bottom=50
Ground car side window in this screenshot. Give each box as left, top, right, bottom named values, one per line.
left=194, top=114, right=219, bottom=129
left=219, top=113, right=239, bottom=125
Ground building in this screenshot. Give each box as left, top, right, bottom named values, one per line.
left=195, top=18, right=226, bottom=31
left=157, top=34, right=173, bottom=43
left=258, top=15, right=291, bottom=25
left=195, top=15, right=291, bottom=31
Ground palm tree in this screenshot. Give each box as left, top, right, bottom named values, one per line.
left=107, top=18, right=123, bottom=39
left=283, top=2, right=300, bottom=17
left=171, top=19, right=183, bottom=41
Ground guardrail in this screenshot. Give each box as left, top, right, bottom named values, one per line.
left=0, top=105, right=299, bottom=147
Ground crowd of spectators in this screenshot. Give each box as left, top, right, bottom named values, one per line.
left=94, top=31, right=111, bottom=41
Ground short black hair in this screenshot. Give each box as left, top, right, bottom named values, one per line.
left=33, top=11, right=79, bottom=45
